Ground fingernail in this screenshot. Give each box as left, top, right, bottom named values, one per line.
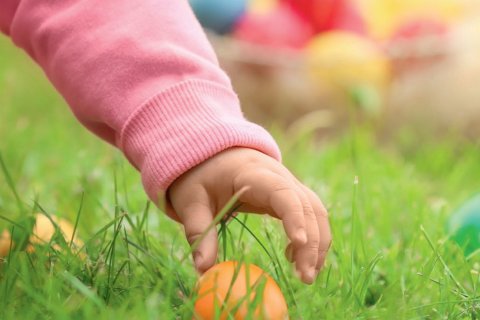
left=296, top=229, right=307, bottom=244
left=303, top=268, right=316, bottom=284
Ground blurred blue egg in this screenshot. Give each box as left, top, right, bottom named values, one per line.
left=447, top=194, right=480, bottom=256
left=189, top=0, right=247, bottom=34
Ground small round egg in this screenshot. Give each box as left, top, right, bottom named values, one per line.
left=447, top=195, right=480, bottom=256
left=306, top=31, right=390, bottom=91
left=194, top=261, right=288, bottom=320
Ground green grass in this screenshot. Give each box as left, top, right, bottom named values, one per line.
left=1, top=35, right=479, bottom=319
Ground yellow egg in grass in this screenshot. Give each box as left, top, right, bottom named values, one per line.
left=28, top=213, right=84, bottom=254
left=0, top=229, right=13, bottom=258
left=0, top=213, right=83, bottom=258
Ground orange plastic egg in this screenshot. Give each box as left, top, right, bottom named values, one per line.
left=194, top=261, right=288, bottom=320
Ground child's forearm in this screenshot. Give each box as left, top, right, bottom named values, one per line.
left=0, top=0, right=280, bottom=203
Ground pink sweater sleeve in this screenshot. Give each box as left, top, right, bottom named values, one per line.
left=0, top=0, right=281, bottom=203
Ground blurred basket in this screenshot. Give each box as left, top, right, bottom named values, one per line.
left=208, top=17, right=480, bottom=139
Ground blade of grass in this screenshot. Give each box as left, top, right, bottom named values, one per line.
left=0, top=152, right=24, bottom=213
left=180, top=187, right=249, bottom=263
left=75, top=213, right=127, bottom=257
left=264, top=226, right=298, bottom=311
left=420, top=225, right=469, bottom=298
left=61, top=271, right=105, bottom=308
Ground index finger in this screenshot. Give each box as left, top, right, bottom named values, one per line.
left=303, top=187, right=332, bottom=272
left=234, top=170, right=307, bottom=245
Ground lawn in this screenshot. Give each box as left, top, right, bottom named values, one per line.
left=0, top=35, right=479, bottom=319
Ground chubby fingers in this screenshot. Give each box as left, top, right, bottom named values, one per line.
left=234, top=170, right=322, bottom=283
left=175, top=190, right=218, bottom=274
left=235, top=170, right=307, bottom=246
left=283, top=187, right=331, bottom=283
left=302, top=186, right=332, bottom=273
left=291, top=188, right=320, bottom=284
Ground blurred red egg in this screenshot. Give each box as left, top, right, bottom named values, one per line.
left=387, top=18, right=450, bottom=74
left=194, top=261, right=288, bottom=320
left=234, top=2, right=314, bottom=50
left=282, top=0, right=366, bottom=35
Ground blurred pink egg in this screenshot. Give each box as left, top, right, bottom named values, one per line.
left=234, top=2, right=314, bottom=50
left=282, top=0, right=366, bottom=35
left=388, top=18, right=450, bottom=74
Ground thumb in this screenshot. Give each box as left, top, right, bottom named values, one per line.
left=180, top=201, right=218, bottom=274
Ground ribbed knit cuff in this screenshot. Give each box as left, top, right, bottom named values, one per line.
left=118, top=79, right=282, bottom=205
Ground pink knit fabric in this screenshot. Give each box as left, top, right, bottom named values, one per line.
left=0, top=0, right=281, bottom=204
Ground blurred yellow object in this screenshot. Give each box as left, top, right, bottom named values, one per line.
left=0, top=229, right=12, bottom=258
left=27, top=213, right=83, bottom=252
left=249, top=0, right=276, bottom=13
left=0, top=213, right=83, bottom=258
left=356, top=0, right=464, bottom=39
left=306, top=31, right=391, bottom=113
left=306, top=31, right=390, bottom=91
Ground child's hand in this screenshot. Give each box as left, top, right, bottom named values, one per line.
left=167, top=147, right=331, bottom=284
